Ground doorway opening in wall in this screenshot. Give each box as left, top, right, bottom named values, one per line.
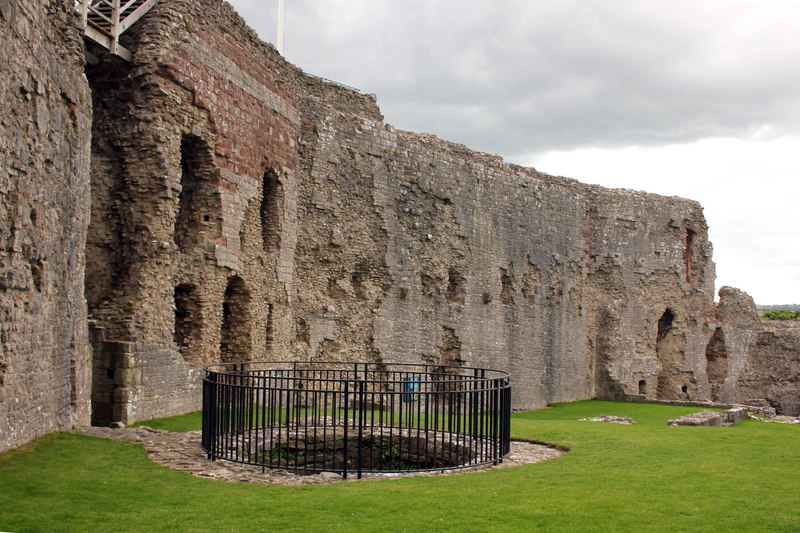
left=261, top=168, right=284, bottom=253
left=656, top=308, right=685, bottom=400
left=220, top=276, right=252, bottom=362
left=83, top=57, right=134, bottom=429
left=638, top=380, right=647, bottom=395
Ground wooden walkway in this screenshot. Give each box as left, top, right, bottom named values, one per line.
left=75, top=0, right=158, bottom=61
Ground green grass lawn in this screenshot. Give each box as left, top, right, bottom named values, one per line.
left=2, top=400, right=798, bottom=532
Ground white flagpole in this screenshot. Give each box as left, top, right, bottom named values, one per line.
left=276, top=0, right=285, bottom=54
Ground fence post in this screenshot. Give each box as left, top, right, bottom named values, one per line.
left=503, top=379, right=511, bottom=456
left=471, top=368, right=480, bottom=443
left=202, top=370, right=217, bottom=460
left=357, top=379, right=366, bottom=479
left=342, top=380, right=349, bottom=480
left=492, top=378, right=500, bottom=464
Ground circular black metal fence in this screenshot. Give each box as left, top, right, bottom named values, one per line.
left=202, top=361, right=511, bottom=479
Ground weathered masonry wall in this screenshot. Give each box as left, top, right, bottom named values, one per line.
left=60, top=0, right=800, bottom=424
left=3, top=0, right=800, bottom=451
left=288, top=82, right=717, bottom=410
left=737, top=321, right=800, bottom=415
left=710, top=287, right=800, bottom=415
left=0, top=0, right=92, bottom=452
left=84, top=0, right=301, bottom=425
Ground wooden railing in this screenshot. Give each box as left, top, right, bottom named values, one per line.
left=75, top=0, right=158, bottom=61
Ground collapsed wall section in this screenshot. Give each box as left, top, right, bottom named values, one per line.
left=711, top=287, right=800, bottom=415
left=737, top=321, right=800, bottom=415
left=0, top=0, right=92, bottom=451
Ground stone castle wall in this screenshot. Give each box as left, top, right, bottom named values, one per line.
left=2, top=0, right=799, bottom=452
left=80, top=0, right=720, bottom=419
left=0, top=0, right=92, bottom=452
left=83, top=0, right=301, bottom=425
left=711, top=287, right=800, bottom=415
left=737, top=321, right=800, bottom=415
left=289, top=88, right=717, bottom=408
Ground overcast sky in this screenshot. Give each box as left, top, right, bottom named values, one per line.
left=228, top=0, right=800, bottom=305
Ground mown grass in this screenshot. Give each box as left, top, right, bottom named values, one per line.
left=2, top=400, right=798, bottom=532
left=131, top=411, right=202, bottom=432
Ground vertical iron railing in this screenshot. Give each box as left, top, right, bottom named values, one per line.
left=202, top=362, right=511, bottom=479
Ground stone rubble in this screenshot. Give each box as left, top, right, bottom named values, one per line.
left=747, top=414, right=800, bottom=425
left=580, top=415, right=636, bottom=424
left=667, top=407, right=749, bottom=426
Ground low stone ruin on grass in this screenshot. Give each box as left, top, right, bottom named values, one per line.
left=667, top=408, right=749, bottom=426
left=580, top=415, right=636, bottom=425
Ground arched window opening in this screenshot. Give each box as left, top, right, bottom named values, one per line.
left=220, top=276, right=252, bottom=363
left=261, top=169, right=284, bottom=253
left=174, top=284, right=201, bottom=363
left=176, top=134, right=218, bottom=251
left=657, top=308, right=675, bottom=342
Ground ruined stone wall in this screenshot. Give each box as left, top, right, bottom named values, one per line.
left=0, top=0, right=92, bottom=451
left=585, top=191, right=716, bottom=404
left=84, top=0, right=302, bottom=424
left=287, top=77, right=717, bottom=409
left=705, top=286, right=761, bottom=407
left=79, top=0, right=724, bottom=415
left=706, top=287, right=800, bottom=415
left=737, top=321, right=800, bottom=415
left=76, top=0, right=800, bottom=422
left=5, top=0, right=795, bottom=444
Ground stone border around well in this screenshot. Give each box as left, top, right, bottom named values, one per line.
left=73, top=427, right=564, bottom=484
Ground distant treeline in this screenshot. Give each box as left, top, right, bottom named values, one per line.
left=756, top=304, right=800, bottom=321
left=757, top=304, right=800, bottom=312
left=759, top=309, right=800, bottom=321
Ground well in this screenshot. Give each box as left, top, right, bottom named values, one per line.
left=202, top=361, right=511, bottom=478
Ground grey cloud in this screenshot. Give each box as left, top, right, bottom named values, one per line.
left=229, top=0, right=800, bottom=161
